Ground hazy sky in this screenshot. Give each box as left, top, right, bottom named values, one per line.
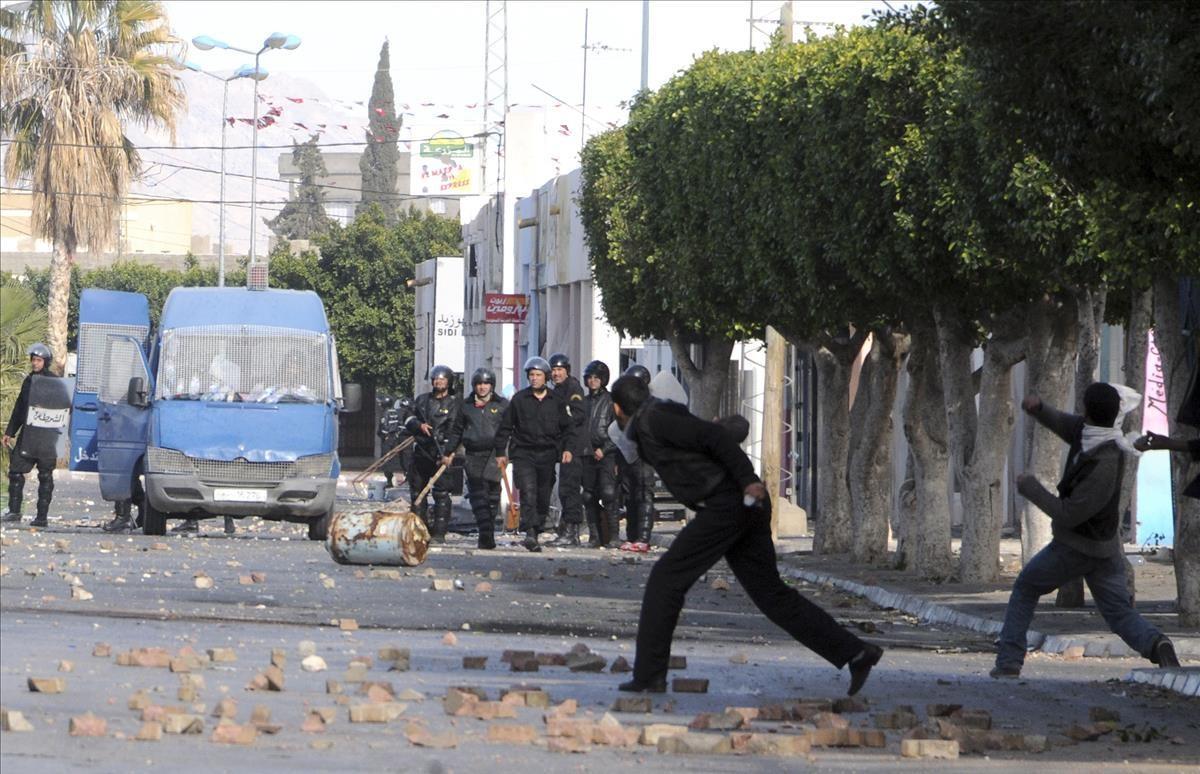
left=167, top=1, right=888, bottom=112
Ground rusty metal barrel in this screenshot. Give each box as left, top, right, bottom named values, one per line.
left=326, top=507, right=430, bottom=566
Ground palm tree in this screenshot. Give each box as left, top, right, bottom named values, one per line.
left=0, top=0, right=186, bottom=370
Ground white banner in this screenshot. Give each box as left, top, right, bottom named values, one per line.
left=409, top=128, right=482, bottom=197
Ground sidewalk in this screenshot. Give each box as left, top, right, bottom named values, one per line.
left=650, top=522, right=1200, bottom=698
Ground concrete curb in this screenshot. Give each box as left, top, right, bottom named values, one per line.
left=784, top=567, right=1200, bottom=698
left=1126, top=667, right=1200, bottom=698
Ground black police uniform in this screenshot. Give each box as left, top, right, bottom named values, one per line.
left=4, top=372, right=59, bottom=525
left=493, top=386, right=571, bottom=544
left=623, top=397, right=867, bottom=688
left=460, top=391, right=509, bottom=548
left=378, top=399, right=414, bottom=488
left=404, top=391, right=464, bottom=539
left=582, top=384, right=619, bottom=547
left=553, top=374, right=588, bottom=532
left=617, top=450, right=657, bottom=544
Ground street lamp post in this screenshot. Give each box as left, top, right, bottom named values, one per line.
left=192, top=33, right=300, bottom=269
left=184, top=63, right=264, bottom=286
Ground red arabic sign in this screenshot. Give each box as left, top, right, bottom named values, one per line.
left=484, top=293, right=529, bottom=323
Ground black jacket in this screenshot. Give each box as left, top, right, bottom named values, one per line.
left=586, top=388, right=617, bottom=455
left=1016, top=405, right=1124, bottom=557
left=404, top=391, right=464, bottom=460
left=493, top=387, right=572, bottom=463
left=460, top=393, right=509, bottom=455
left=628, top=398, right=759, bottom=511
left=4, top=372, right=34, bottom=438
left=553, top=375, right=588, bottom=455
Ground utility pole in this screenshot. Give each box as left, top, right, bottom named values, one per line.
left=581, top=8, right=589, bottom=149
left=762, top=0, right=792, bottom=538
left=640, top=0, right=649, bottom=91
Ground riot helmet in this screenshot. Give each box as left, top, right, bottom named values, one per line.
left=28, top=342, right=52, bottom=371
left=471, top=367, right=497, bottom=387
left=394, top=396, right=413, bottom=411
left=583, top=360, right=610, bottom=388
left=524, top=356, right=551, bottom=376
left=548, top=352, right=571, bottom=372
left=623, top=363, right=651, bottom=387
left=429, top=364, right=455, bottom=391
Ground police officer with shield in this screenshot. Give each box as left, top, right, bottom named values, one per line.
left=494, top=357, right=573, bottom=552
left=3, top=343, right=67, bottom=528
left=547, top=352, right=588, bottom=547
left=460, top=367, right=509, bottom=549
left=404, top=365, right=464, bottom=543
left=581, top=360, right=621, bottom=547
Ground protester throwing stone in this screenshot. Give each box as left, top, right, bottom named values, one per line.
left=608, top=374, right=882, bottom=695
left=993, top=384, right=1181, bottom=679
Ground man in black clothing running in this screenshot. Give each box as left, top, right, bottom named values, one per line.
left=609, top=374, right=883, bottom=695
left=494, top=357, right=573, bottom=552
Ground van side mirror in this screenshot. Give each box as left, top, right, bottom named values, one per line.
left=127, top=376, right=149, bottom=408
left=340, top=382, right=362, bottom=413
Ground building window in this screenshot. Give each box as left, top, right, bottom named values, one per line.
left=430, top=199, right=446, bottom=215
left=468, top=244, right=478, bottom=278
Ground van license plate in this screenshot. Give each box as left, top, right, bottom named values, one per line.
left=214, top=488, right=268, bottom=503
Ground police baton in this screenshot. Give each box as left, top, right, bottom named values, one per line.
left=498, top=460, right=520, bottom=531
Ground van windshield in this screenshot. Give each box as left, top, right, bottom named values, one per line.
left=156, top=326, right=330, bottom=404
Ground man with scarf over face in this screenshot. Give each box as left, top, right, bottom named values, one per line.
left=993, top=383, right=1181, bottom=678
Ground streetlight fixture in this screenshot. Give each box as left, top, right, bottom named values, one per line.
left=191, top=32, right=300, bottom=270
left=183, top=61, right=263, bottom=287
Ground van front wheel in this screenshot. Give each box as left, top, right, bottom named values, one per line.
left=308, top=507, right=334, bottom=541
left=142, top=492, right=167, bottom=536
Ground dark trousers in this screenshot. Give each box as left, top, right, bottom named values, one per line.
left=996, top=540, right=1161, bottom=669
left=465, top=453, right=501, bottom=534
left=618, top=455, right=656, bottom=542
left=582, top=455, right=617, bottom=520
left=513, top=459, right=556, bottom=532
left=633, top=496, right=864, bottom=684
left=8, top=453, right=55, bottom=518
left=409, top=454, right=452, bottom=517
left=557, top=457, right=584, bottom=525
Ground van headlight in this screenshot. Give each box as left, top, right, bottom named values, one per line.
left=294, top=453, right=334, bottom=478
left=146, top=447, right=192, bottom=475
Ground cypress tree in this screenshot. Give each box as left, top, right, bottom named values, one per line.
left=356, top=39, right=401, bottom=223
left=267, top=135, right=334, bottom=240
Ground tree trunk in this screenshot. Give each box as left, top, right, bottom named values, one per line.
left=849, top=329, right=909, bottom=565
left=667, top=334, right=734, bottom=424
left=1057, top=289, right=1106, bottom=607
left=1120, top=288, right=1152, bottom=537
left=46, top=237, right=74, bottom=374
left=1020, top=295, right=1079, bottom=565
left=936, top=305, right=1025, bottom=584
left=792, top=329, right=868, bottom=555
left=905, top=322, right=954, bottom=580
left=894, top=446, right=916, bottom=570
left=1154, top=276, right=1200, bottom=626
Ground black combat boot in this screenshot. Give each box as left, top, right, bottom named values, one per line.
left=604, top=511, right=622, bottom=548
left=585, top=511, right=603, bottom=548
left=430, top=499, right=452, bottom=543
left=30, top=472, right=52, bottom=527
left=102, top=501, right=135, bottom=533
left=522, top=528, right=542, bottom=552
left=3, top=473, right=24, bottom=521
left=549, top=521, right=580, bottom=547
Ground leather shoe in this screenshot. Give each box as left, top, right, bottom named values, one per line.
left=847, top=643, right=882, bottom=695
left=989, top=665, right=1021, bottom=679
left=1, top=512, right=22, bottom=523
left=1152, top=636, right=1180, bottom=668
left=618, top=677, right=667, bottom=693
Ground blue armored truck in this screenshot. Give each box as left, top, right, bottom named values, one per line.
left=69, top=286, right=359, bottom=539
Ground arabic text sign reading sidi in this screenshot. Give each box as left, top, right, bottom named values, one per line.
left=483, top=293, right=529, bottom=324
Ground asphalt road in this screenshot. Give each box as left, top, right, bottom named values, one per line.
left=2, top=476, right=1198, bottom=771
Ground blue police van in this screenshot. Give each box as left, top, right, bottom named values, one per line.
left=69, top=285, right=359, bottom=539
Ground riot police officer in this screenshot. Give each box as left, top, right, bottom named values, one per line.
left=378, top=396, right=415, bottom=490
left=581, top=360, right=620, bottom=548
left=405, top=365, right=464, bottom=542
left=615, top=364, right=657, bottom=552
left=494, top=357, right=573, bottom=552
left=547, top=352, right=587, bottom=547
left=2, top=343, right=63, bottom=527
left=460, top=368, right=509, bottom=549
